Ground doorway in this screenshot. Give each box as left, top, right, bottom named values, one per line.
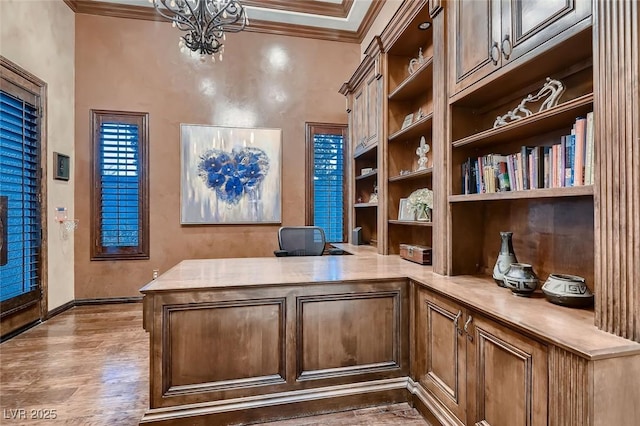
left=0, top=57, right=47, bottom=339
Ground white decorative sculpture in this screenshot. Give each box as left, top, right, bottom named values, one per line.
left=493, top=78, right=565, bottom=128
left=416, top=136, right=430, bottom=171
left=369, top=183, right=378, bottom=204
left=408, top=48, right=425, bottom=74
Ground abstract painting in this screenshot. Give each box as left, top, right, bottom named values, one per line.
left=181, top=125, right=282, bottom=224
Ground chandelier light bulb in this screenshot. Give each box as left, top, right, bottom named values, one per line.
left=170, top=0, right=176, bottom=7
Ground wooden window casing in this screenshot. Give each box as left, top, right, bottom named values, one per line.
left=90, top=110, right=149, bottom=260
left=305, top=123, right=348, bottom=243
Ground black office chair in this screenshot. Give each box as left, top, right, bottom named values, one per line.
left=274, top=226, right=326, bottom=257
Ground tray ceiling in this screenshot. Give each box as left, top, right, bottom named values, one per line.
left=63, top=0, right=387, bottom=43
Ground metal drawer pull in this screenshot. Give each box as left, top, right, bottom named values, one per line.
left=454, top=311, right=463, bottom=336
left=464, top=315, right=473, bottom=341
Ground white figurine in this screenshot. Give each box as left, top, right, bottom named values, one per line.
left=416, top=136, right=430, bottom=171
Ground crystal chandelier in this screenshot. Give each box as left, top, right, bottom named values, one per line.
left=149, top=0, right=248, bottom=62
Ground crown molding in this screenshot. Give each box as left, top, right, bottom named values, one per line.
left=241, top=0, right=354, bottom=18
left=64, top=0, right=166, bottom=22
left=356, top=0, right=385, bottom=43
left=245, top=18, right=360, bottom=43
left=62, top=0, right=383, bottom=44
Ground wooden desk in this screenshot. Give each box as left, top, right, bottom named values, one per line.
left=140, top=255, right=640, bottom=425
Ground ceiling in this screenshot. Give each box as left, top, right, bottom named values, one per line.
left=63, top=0, right=387, bottom=43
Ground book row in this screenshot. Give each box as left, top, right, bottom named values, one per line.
left=461, top=112, right=595, bottom=194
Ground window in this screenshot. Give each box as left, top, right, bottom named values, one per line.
left=91, top=110, right=149, bottom=260
left=305, top=123, right=347, bottom=243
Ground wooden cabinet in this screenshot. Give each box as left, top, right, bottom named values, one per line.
left=381, top=2, right=435, bottom=255
left=467, top=314, right=548, bottom=426
left=416, top=290, right=467, bottom=423
left=351, top=66, right=381, bottom=154
left=449, top=0, right=592, bottom=96
left=340, top=39, right=383, bottom=248
left=446, top=0, right=595, bottom=285
left=342, top=0, right=639, bottom=344
left=415, top=286, right=548, bottom=426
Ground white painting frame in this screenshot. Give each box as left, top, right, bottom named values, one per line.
left=180, top=124, right=282, bottom=225
left=398, top=198, right=414, bottom=221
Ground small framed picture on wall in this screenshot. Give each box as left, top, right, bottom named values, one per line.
left=54, top=152, right=70, bottom=181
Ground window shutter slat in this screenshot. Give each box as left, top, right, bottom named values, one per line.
left=99, top=122, right=141, bottom=248
left=0, top=90, right=41, bottom=302
left=313, top=133, right=344, bottom=243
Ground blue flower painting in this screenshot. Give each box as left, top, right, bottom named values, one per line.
left=181, top=125, right=282, bottom=224
left=197, top=146, right=270, bottom=205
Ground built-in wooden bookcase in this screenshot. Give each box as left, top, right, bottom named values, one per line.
left=340, top=38, right=383, bottom=249
left=353, top=145, right=379, bottom=245
left=384, top=5, right=434, bottom=255
left=448, top=21, right=595, bottom=289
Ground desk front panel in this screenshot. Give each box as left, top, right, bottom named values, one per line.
left=145, top=279, right=410, bottom=409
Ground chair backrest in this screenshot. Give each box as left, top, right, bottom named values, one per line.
left=278, top=226, right=326, bottom=256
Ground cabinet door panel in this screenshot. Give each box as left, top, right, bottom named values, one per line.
left=418, top=290, right=467, bottom=424
left=353, top=87, right=365, bottom=150
left=468, top=315, right=548, bottom=426
left=450, top=0, right=501, bottom=96
left=365, top=71, right=380, bottom=146
left=502, top=0, right=592, bottom=63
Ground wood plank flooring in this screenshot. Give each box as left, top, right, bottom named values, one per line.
left=0, top=304, right=430, bottom=425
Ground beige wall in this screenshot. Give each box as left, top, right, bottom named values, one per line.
left=0, top=0, right=76, bottom=311
left=74, top=15, right=360, bottom=298
left=361, top=0, right=404, bottom=55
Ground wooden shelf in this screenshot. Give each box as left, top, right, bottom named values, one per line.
left=388, top=57, right=433, bottom=101
left=389, top=168, right=432, bottom=182
left=389, top=113, right=433, bottom=142
left=449, top=185, right=593, bottom=202
left=389, top=220, right=433, bottom=227
left=353, top=142, right=377, bottom=159
left=452, top=93, right=594, bottom=149
left=354, top=203, right=378, bottom=208
left=355, top=170, right=378, bottom=180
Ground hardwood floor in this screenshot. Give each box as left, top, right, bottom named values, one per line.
left=0, top=304, right=430, bottom=425
left=0, top=304, right=148, bottom=425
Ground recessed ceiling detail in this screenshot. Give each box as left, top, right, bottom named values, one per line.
left=63, top=0, right=384, bottom=43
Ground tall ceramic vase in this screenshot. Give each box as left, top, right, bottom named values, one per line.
left=493, top=231, right=517, bottom=287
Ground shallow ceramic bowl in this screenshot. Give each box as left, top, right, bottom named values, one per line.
left=542, top=274, right=594, bottom=308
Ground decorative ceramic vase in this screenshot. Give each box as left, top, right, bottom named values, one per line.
left=492, top=231, right=518, bottom=287
left=542, top=274, right=594, bottom=308
left=502, top=263, right=539, bottom=296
